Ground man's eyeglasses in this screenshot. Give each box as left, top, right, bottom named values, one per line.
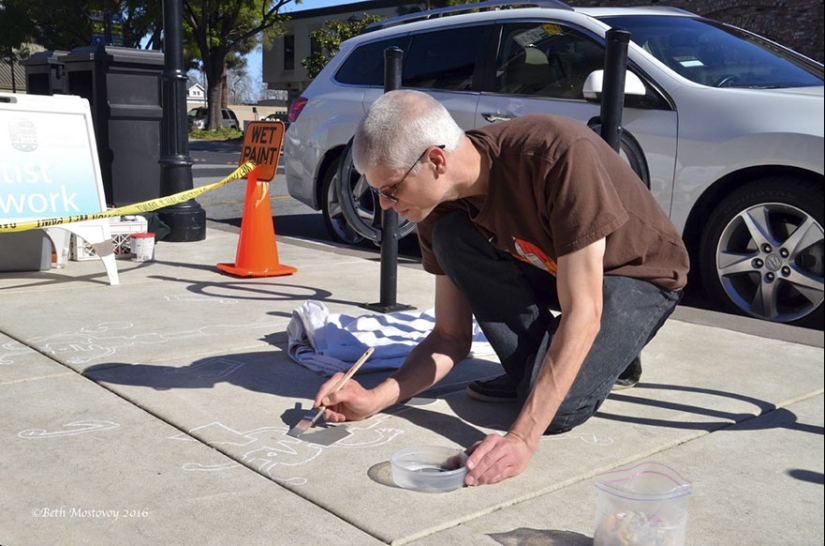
left=369, top=145, right=445, bottom=203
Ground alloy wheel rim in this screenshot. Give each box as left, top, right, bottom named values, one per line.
left=716, top=202, right=824, bottom=322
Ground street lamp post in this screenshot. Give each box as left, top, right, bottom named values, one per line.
left=158, top=0, right=206, bottom=242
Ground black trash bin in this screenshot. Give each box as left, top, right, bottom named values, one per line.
left=20, top=50, right=70, bottom=95
left=61, top=45, right=165, bottom=206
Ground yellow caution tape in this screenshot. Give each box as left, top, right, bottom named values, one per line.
left=0, top=161, right=257, bottom=233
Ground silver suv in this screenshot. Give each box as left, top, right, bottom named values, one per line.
left=187, top=107, right=240, bottom=131
left=284, top=1, right=824, bottom=327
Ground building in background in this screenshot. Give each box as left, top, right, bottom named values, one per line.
left=262, top=0, right=824, bottom=101
left=262, top=0, right=411, bottom=102
left=186, top=79, right=206, bottom=107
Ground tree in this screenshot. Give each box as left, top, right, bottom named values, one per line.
left=183, top=0, right=297, bottom=131
left=5, top=0, right=163, bottom=52
left=227, top=66, right=259, bottom=104
left=301, top=13, right=385, bottom=80
left=0, top=0, right=36, bottom=91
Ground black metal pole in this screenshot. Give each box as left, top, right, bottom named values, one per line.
left=600, top=28, right=631, bottom=152
left=158, top=0, right=206, bottom=242
left=104, top=7, right=112, bottom=46
left=363, top=47, right=413, bottom=313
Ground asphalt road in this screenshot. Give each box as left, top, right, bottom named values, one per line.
left=187, top=138, right=823, bottom=347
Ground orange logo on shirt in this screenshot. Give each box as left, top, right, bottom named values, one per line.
left=512, top=237, right=557, bottom=275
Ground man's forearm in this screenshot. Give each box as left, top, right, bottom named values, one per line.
left=508, top=311, right=601, bottom=450
left=372, top=330, right=470, bottom=412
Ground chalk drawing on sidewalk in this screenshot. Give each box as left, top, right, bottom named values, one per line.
left=19, top=420, right=120, bottom=439
left=170, top=418, right=404, bottom=485
left=330, top=417, right=404, bottom=449
left=19, top=320, right=282, bottom=365
left=1, top=340, right=30, bottom=365
left=181, top=462, right=239, bottom=472
left=543, top=431, right=614, bottom=445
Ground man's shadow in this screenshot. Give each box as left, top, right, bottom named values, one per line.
left=83, top=350, right=505, bottom=443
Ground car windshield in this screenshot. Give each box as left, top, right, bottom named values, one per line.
left=599, top=15, right=824, bottom=88
left=188, top=108, right=207, bottom=119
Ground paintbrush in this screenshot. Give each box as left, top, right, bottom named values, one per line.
left=287, top=346, right=375, bottom=438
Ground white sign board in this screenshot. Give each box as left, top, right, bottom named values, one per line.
left=0, top=93, right=119, bottom=285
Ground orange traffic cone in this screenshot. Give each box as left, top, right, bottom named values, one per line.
left=217, top=167, right=297, bottom=277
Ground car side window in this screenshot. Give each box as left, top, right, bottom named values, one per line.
left=495, top=22, right=605, bottom=99
left=402, top=26, right=485, bottom=91
left=335, top=36, right=411, bottom=86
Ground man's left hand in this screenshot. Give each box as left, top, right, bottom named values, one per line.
left=464, top=432, right=534, bottom=486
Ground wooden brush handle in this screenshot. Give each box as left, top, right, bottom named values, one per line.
left=331, top=346, right=374, bottom=392
left=315, top=346, right=375, bottom=417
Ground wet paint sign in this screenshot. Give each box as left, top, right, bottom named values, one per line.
left=239, top=121, right=285, bottom=181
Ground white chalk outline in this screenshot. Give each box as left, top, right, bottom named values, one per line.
left=170, top=418, right=404, bottom=485
left=19, top=420, right=120, bottom=439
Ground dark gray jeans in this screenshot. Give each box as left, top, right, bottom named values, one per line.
left=431, top=211, right=682, bottom=434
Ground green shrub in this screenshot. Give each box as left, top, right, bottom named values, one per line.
left=189, top=127, right=243, bottom=140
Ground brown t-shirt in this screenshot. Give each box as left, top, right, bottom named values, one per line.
left=417, top=114, right=689, bottom=291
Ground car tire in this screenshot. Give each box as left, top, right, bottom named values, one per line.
left=336, top=138, right=418, bottom=245
left=699, top=177, right=824, bottom=327
left=320, top=155, right=368, bottom=245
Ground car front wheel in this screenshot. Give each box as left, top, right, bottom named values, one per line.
left=699, top=177, right=823, bottom=327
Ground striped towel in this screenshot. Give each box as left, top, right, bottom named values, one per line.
left=286, top=300, right=492, bottom=376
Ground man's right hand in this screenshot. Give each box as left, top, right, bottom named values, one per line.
left=314, top=375, right=379, bottom=423
left=314, top=275, right=475, bottom=424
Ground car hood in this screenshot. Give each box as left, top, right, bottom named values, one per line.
left=759, top=85, right=824, bottom=98
left=672, top=84, right=824, bottom=138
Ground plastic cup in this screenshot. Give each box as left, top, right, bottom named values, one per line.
left=594, top=461, right=692, bottom=546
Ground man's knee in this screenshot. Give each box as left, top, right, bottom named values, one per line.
left=545, top=397, right=605, bottom=435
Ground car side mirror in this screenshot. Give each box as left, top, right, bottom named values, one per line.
left=582, top=70, right=647, bottom=101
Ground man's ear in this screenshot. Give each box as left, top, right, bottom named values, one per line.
left=430, top=146, right=448, bottom=174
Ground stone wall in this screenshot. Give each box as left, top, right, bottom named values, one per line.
left=566, top=0, right=824, bottom=63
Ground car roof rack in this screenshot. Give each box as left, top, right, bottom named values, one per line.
left=365, top=0, right=573, bottom=32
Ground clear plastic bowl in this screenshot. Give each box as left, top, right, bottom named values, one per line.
left=390, top=445, right=468, bottom=493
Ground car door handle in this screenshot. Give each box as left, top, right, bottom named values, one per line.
left=481, top=113, right=516, bottom=123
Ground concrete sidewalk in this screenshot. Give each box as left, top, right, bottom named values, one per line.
left=1, top=223, right=822, bottom=546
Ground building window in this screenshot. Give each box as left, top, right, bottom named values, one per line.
left=284, top=35, right=295, bottom=71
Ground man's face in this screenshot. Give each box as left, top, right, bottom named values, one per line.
left=364, top=146, right=445, bottom=223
